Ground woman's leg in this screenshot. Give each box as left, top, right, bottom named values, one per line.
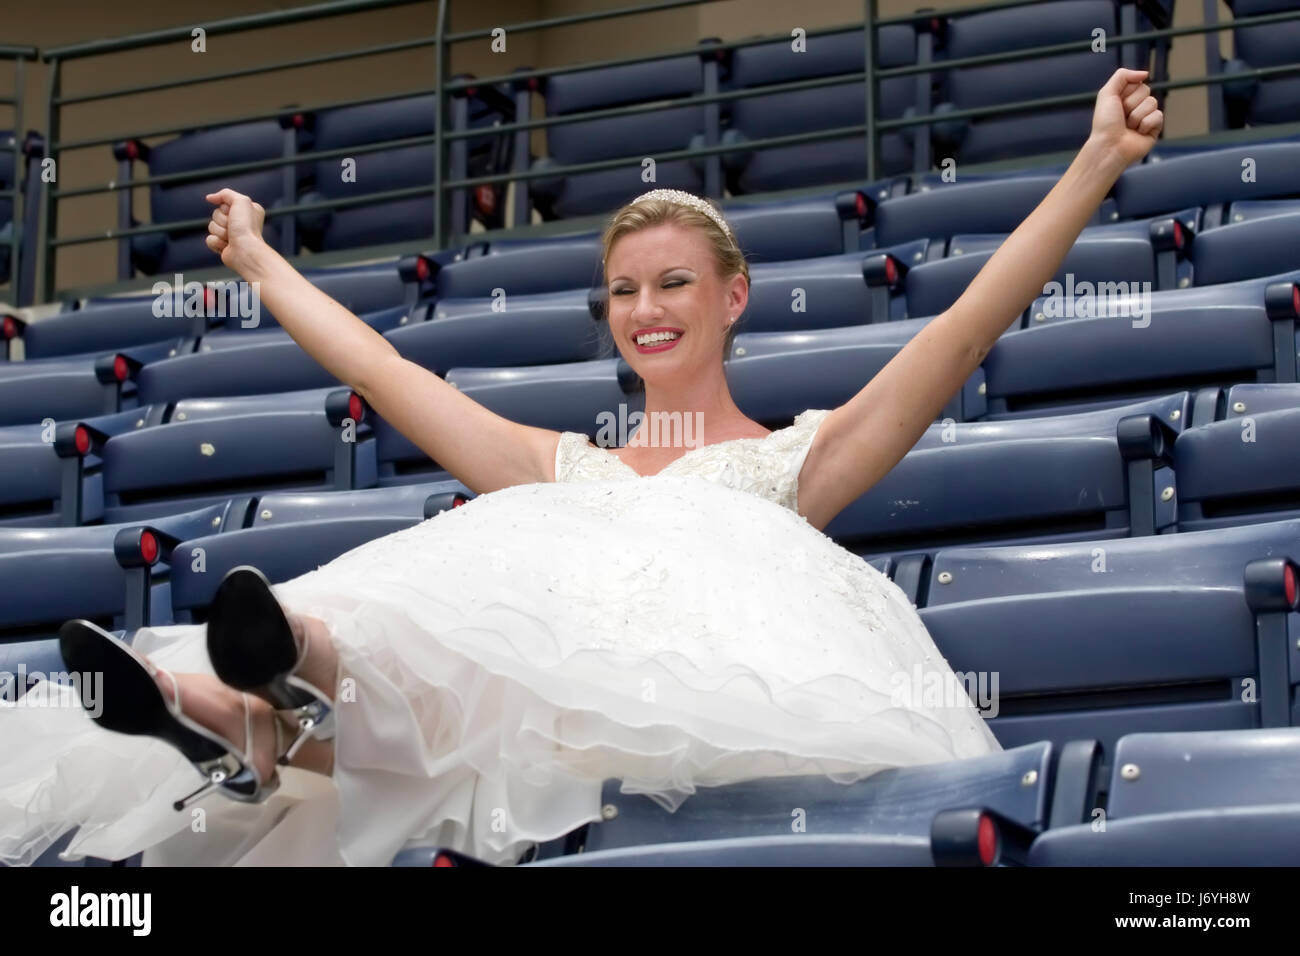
left=285, top=611, right=340, bottom=704
left=147, top=610, right=341, bottom=782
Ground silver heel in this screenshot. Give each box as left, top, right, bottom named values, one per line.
left=166, top=684, right=279, bottom=811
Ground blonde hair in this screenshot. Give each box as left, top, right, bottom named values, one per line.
left=600, top=194, right=748, bottom=363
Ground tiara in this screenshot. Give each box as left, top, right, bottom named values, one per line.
left=630, top=188, right=734, bottom=241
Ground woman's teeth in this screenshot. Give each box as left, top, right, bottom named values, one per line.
left=636, top=331, right=681, bottom=346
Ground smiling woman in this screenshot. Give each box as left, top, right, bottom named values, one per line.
left=596, top=191, right=774, bottom=485
left=1, top=68, right=1164, bottom=868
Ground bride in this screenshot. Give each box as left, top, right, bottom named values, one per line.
left=0, top=69, right=1161, bottom=867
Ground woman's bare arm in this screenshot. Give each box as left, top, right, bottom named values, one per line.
left=796, top=68, right=1164, bottom=532
left=205, top=189, right=561, bottom=493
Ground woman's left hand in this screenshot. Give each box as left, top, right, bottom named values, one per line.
left=1089, top=67, right=1164, bottom=166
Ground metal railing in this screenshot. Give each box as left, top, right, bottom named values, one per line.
left=28, top=0, right=1300, bottom=303
left=0, top=45, right=35, bottom=303
left=37, top=0, right=446, bottom=301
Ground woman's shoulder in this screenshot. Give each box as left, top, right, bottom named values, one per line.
left=773, top=408, right=833, bottom=444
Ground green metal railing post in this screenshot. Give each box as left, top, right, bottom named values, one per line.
left=38, top=57, right=60, bottom=303
left=9, top=55, right=23, bottom=291
left=863, top=0, right=878, bottom=183
left=433, top=0, right=448, bottom=250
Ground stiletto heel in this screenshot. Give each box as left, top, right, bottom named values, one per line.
left=58, top=619, right=281, bottom=810
left=207, top=566, right=335, bottom=764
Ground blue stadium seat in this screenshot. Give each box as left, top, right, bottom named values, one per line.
left=0, top=410, right=142, bottom=527
left=0, top=130, right=43, bottom=305
left=726, top=317, right=981, bottom=424
left=949, top=206, right=1200, bottom=257
left=1224, top=197, right=1300, bottom=223
left=518, top=741, right=1051, bottom=866
left=167, top=520, right=409, bottom=622
left=87, top=387, right=373, bottom=523
left=867, top=175, right=1105, bottom=251
left=372, top=358, right=641, bottom=487
left=1188, top=211, right=1300, bottom=287
left=0, top=504, right=233, bottom=645
left=724, top=192, right=880, bottom=261
left=823, top=393, right=1186, bottom=558
left=954, top=206, right=1201, bottom=292
left=430, top=242, right=913, bottom=338
left=745, top=241, right=928, bottom=329
left=297, top=87, right=513, bottom=250
left=1026, top=264, right=1300, bottom=320
left=389, top=291, right=606, bottom=374
left=730, top=317, right=927, bottom=360
left=432, top=237, right=603, bottom=300
left=0, top=353, right=140, bottom=426
left=1173, top=382, right=1300, bottom=530
left=439, top=192, right=881, bottom=301
left=1029, top=728, right=1300, bottom=864
left=983, top=289, right=1298, bottom=419
left=721, top=25, right=928, bottom=191
left=118, top=121, right=292, bottom=278
left=919, top=519, right=1300, bottom=757
left=131, top=306, right=407, bottom=402
left=1204, top=0, right=1300, bottom=131
left=7, top=296, right=202, bottom=363
left=520, top=50, right=722, bottom=220
left=930, top=1, right=1121, bottom=165
left=71, top=260, right=410, bottom=341
left=1116, top=142, right=1300, bottom=226
left=165, top=484, right=470, bottom=622
left=249, top=479, right=472, bottom=527
left=881, top=234, right=1159, bottom=322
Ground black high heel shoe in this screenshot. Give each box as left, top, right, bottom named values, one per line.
left=58, top=619, right=282, bottom=811
left=207, top=566, right=335, bottom=766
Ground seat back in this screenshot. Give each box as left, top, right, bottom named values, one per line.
left=725, top=26, right=921, bottom=188
left=536, top=54, right=712, bottom=218
left=1174, top=383, right=1300, bottom=530
left=920, top=519, right=1300, bottom=755
left=824, top=392, right=1188, bottom=557
left=936, top=0, right=1118, bottom=164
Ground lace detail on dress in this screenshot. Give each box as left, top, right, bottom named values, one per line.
left=554, top=408, right=833, bottom=514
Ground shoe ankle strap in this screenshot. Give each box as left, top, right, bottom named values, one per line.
left=290, top=614, right=310, bottom=672
left=157, top=667, right=181, bottom=713
left=273, top=712, right=286, bottom=763
left=242, top=693, right=290, bottom=773
left=240, top=692, right=253, bottom=762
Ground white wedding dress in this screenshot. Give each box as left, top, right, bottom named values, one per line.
left=0, top=408, right=1001, bottom=867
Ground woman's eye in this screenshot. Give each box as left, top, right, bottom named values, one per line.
left=610, top=279, right=685, bottom=295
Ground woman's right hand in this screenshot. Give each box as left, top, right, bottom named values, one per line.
left=205, top=188, right=268, bottom=273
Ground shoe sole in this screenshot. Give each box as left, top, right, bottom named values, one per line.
left=207, top=566, right=301, bottom=703
left=59, top=620, right=228, bottom=764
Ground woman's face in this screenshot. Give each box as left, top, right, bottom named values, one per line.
left=605, top=223, right=746, bottom=386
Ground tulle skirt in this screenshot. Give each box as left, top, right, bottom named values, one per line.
left=1, top=475, right=1001, bottom=866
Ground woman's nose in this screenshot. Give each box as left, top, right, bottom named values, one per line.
left=630, top=289, right=662, bottom=321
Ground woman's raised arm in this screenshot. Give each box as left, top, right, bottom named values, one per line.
left=796, top=67, right=1164, bottom=531
left=205, top=189, right=563, bottom=494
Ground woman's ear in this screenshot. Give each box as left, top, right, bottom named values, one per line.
left=727, top=272, right=749, bottom=318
